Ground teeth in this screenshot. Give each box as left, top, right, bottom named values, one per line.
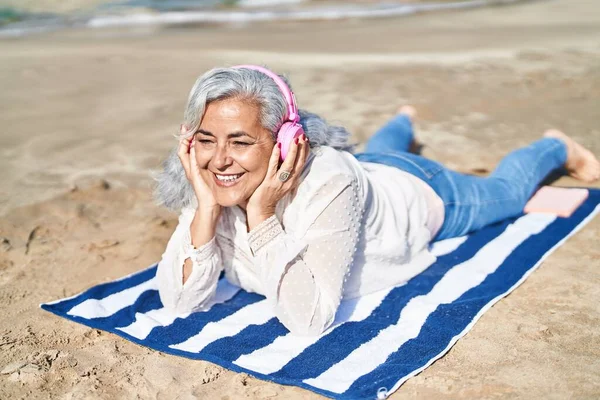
left=216, top=173, right=242, bottom=182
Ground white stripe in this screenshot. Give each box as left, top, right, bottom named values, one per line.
left=429, top=235, right=468, bottom=257
left=384, top=205, right=600, bottom=397
left=169, top=300, right=274, bottom=353
left=67, top=278, right=157, bottom=319
left=116, top=279, right=240, bottom=340
left=233, top=235, right=467, bottom=375
left=42, top=264, right=157, bottom=307
left=117, top=307, right=189, bottom=340
left=304, top=213, right=555, bottom=393
left=233, top=287, right=393, bottom=374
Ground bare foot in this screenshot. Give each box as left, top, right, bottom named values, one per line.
left=396, top=105, right=422, bottom=153
left=544, top=129, right=600, bottom=183
left=397, top=105, right=417, bottom=123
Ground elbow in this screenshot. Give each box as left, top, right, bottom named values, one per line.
left=155, top=275, right=198, bottom=315
left=157, top=275, right=218, bottom=315
left=157, top=286, right=209, bottom=315
left=155, top=250, right=220, bottom=315
left=278, top=307, right=334, bottom=337
left=156, top=279, right=186, bottom=314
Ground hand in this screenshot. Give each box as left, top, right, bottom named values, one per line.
left=177, top=125, right=220, bottom=214
left=178, top=125, right=221, bottom=249
left=246, top=134, right=310, bottom=230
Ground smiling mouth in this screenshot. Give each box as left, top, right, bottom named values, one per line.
left=213, top=172, right=245, bottom=187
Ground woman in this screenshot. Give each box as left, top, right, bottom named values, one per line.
left=155, top=65, right=600, bottom=336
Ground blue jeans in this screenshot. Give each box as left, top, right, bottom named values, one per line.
left=355, top=114, right=568, bottom=240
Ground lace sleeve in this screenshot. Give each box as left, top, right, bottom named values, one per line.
left=155, top=208, right=224, bottom=315
left=249, top=177, right=362, bottom=336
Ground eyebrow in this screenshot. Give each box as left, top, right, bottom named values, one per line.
left=196, top=128, right=254, bottom=140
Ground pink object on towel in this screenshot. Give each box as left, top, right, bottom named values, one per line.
left=524, top=186, right=589, bottom=218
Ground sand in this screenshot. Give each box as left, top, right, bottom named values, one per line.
left=1, top=0, right=600, bottom=398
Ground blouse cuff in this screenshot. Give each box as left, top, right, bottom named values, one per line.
left=182, top=229, right=217, bottom=266
left=248, top=215, right=284, bottom=256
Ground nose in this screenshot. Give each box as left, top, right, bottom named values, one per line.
left=212, top=144, right=233, bottom=170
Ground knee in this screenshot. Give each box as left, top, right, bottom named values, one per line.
left=494, top=177, right=531, bottom=208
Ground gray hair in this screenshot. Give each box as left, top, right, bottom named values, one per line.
left=154, top=66, right=354, bottom=211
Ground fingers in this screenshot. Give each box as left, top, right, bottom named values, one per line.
left=293, top=134, right=309, bottom=174
left=189, top=145, right=204, bottom=187
left=178, top=137, right=192, bottom=156
left=265, top=142, right=281, bottom=179
left=177, top=125, right=194, bottom=179
left=273, top=135, right=308, bottom=189
left=178, top=140, right=192, bottom=178
left=279, top=136, right=300, bottom=173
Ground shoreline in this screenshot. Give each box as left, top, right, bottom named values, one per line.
left=1, top=0, right=530, bottom=38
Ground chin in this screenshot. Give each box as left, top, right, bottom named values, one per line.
left=213, top=189, right=248, bottom=208
left=216, top=197, right=245, bottom=208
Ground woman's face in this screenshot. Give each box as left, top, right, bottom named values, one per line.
left=193, top=98, right=275, bottom=208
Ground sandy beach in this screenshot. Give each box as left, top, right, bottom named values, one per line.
left=1, top=0, right=600, bottom=398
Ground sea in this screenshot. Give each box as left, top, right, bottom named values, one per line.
left=0, top=0, right=524, bottom=38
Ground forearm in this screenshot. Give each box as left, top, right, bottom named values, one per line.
left=183, top=207, right=220, bottom=284
left=251, top=227, right=336, bottom=336
left=246, top=215, right=327, bottom=335
left=275, top=259, right=335, bottom=336
left=156, top=208, right=223, bottom=313
left=248, top=178, right=362, bottom=335
left=190, top=207, right=221, bottom=247
left=182, top=259, right=194, bottom=284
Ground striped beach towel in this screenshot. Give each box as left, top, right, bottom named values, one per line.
left=41, top=189, right=600, bottom=400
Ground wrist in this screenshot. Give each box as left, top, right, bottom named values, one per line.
left=195, top=205, right=221, bottom=222
left=246, top=202, right=275, bottom=217
left=248, top=215, right=283, bottom=255
left=190, top=207, right=220, bottom=248
left=246, top=206, right=276, bottom=231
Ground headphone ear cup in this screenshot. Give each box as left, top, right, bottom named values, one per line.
left=277, top=122, right=305, bottom=161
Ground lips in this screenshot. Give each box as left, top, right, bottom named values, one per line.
left=213, top=172, right=245, bottom=187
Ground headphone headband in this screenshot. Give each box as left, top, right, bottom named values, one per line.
left=232, top=65, right=299, bottom=123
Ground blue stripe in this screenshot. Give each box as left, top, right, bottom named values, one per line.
left=41, top=265, right=157, bottom=315
left=269, top=220, right=509, bottom=381
left=143, top=290, right=264, bottom=349
left=198, top=318, right=288, bottom=361
left=40, top=289, right=162, bottom=338
left=88, top=290, right=162, bottom=329
left=345, top=198, right=596, bottom=399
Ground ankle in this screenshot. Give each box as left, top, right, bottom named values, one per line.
left=543, top=129, right=572, bottom=160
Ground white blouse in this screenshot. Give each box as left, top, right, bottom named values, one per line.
left=156, top=146, right=442, bottom=336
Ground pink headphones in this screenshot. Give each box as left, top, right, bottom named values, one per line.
left=233, top=65, right=305, bottom=161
